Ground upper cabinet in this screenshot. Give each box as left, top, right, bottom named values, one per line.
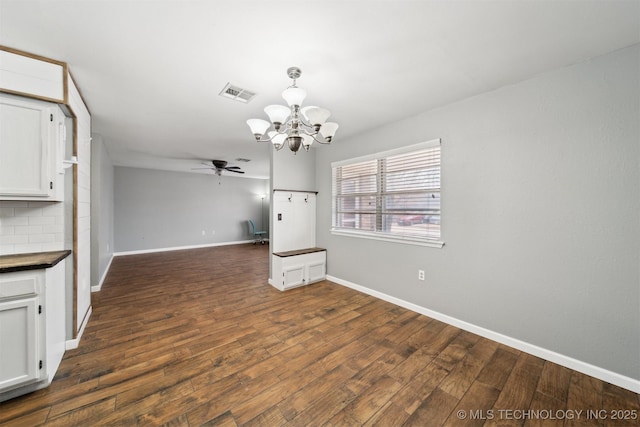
left=0, top=48, right=65, bottom=102
left=0, top=94, right=65, bottom=201
left=0, top=47, right=70, bottom=202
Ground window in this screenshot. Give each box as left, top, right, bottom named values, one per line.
left=331, top=139, right=443, bottom=247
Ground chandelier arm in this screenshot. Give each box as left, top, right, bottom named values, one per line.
left=257, top=134, right=274, bottom=143
left=296, top=115, right=313, bottom=128
left=309, top=133, right=332, bottom=145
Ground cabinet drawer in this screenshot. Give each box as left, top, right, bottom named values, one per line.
left=0, top=272, right=41, bottom=299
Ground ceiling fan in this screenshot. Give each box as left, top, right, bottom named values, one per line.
left=192, top=160, right=245, bottom=176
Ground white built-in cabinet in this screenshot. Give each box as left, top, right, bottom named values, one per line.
left=270, top=190, right=326, bottom=290
left=272, top=248, right=326, bottom=290
left=0, top=261, right=66, bottom=402
left=0, top=45, right=92, bottom=347
left=0, top=94, right=66, bottom=201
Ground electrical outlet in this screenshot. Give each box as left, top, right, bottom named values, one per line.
left=418, top=270, right=425, bottom=281
left=202, top=230, right=206, bottom=236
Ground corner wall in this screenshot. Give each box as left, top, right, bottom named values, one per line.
left=316, top=45, right=640, bottom=384
left=90, top=136, right=114, bottom=289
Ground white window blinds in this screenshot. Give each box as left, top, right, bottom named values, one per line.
left=332, top=139, right=442, bottom=246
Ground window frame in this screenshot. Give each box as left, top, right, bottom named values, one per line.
left=331, top=138, right=444, bottom=248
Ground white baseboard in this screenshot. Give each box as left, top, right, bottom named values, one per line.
left=326, top=274, right=640, bottom=394
left=91, top=254, right=113, bottom=292
left=113, top=240, right=257, bottom=257
left=65, top=305, right=92, bottom=350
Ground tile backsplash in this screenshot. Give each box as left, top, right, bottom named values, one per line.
left=0, top=201, right=65, bottom=255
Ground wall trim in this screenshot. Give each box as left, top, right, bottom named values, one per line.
left=326, top=274, right=640, bottom=394
left=91, top=254, right=113, bottom=292
left=113, top=240, right=256, bottom=257
left=65, top=305, right=91, bottom=350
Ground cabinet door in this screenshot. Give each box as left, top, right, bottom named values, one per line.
left=0, top=95, right=53, bottom=197
left=306, top=260, right=326, bottom=284
left=282, top=263, right=306, bottom=289
left=0, top=297, right=40, bottom=390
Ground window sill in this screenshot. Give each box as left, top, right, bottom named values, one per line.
left=331, top=228, right=445, bottom=248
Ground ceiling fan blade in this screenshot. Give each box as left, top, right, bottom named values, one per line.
left=227, top=169, right=245, bottom=174
left=191, top=167, right=214, bottom=170
left=225, top=166, right=241, bottom=170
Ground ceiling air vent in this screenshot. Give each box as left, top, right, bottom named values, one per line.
left=235, top=158, right=251, bottom=162
left=219, top=83, right=256, bottom=103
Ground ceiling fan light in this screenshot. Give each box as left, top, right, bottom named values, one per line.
left=319, top=122, right=339, bottom=141
left=301, top=106, right=330, bottom=127
left=264, top=105, right=291, bottom=125
left=282, top=87, right=306, bottom=107
left=246, top=119, right=270, bottom=138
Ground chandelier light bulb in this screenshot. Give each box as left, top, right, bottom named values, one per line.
left=264, top=105, right=291, bottom=126
left=301, top=134, right=314, bottom=151
left=319, top=122, right=339, bottom=141
left=282, top=87, right=307, bottom=107
left=267, top=131, right=287, bottom=150
left=246, top=118, right=270, bottom=138
left=301, top=106, right=331, bottom=128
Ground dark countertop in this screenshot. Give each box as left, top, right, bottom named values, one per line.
left=273, top=247, right=326, bottom=257
left=0, top=250, right=71, bottom=273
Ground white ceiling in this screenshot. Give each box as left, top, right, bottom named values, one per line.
left=1, top=1, right=638, bottom=179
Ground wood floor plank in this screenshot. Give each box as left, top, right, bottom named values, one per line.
left=0, top=243, right=636, bottom=426
left=439, top=338, right=499, bottom=400
left=404, top=387, right=459, bottom=426
left=484, top=353, right=545, bottom=427
left=445, top=381, right=501, bottom=427
left=476, top=346, right=520, bottom=390
left=391, top=361, right=451, bottom=415
left=277, top=364, right=357, bottom=421
left=535, top=361, right=572, bottom=404
left=565, top=371, right=604, bottom=427
left=0, top=407, right=50, bottom=427
left=363, top=401, right=410, bottom=426
left=328, top=375, right=402, bottom=425
left=289, top=385, right=356, bottom=427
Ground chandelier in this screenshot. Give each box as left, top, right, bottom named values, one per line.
left=246, top=67, right=338, bottom=153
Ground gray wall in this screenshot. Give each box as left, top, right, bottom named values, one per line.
left=114, top=166, right=269, bottom=252
left=316, top=45, right=639, bottom=380
left=90, top=136, right=115, bottom=287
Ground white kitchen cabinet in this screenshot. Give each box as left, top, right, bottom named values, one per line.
left=272, top=248, right=326, bottom=291
left=0, top=93, right=65, bottom=201
left=0, top=257, right=67, bottom=402
left=0, top=296, right=40, bottom=390
left=0, top=48, right=65, bottom=102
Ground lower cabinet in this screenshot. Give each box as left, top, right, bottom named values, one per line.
left=0, top=296, right=40, bottom=390
left=0, top=263, right=66, bottom=402
left=272, top=248, right=326, bottom=291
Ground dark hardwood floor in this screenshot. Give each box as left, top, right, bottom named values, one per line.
left=1, top=243, right=638, bottom=426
